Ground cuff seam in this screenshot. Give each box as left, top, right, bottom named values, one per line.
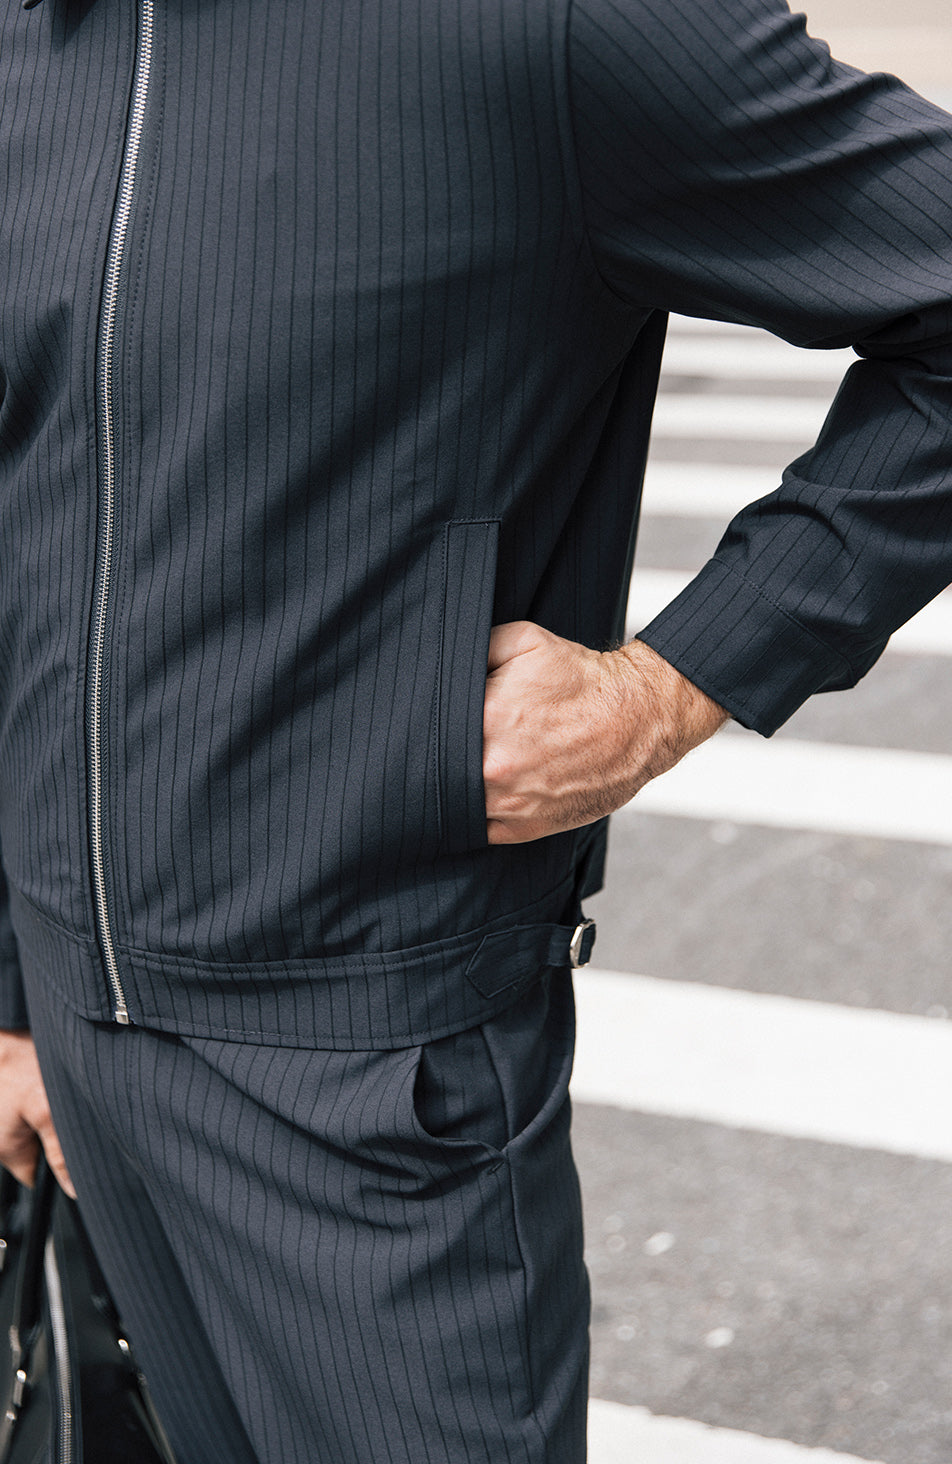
left=706, top=557, right=857, bottom=686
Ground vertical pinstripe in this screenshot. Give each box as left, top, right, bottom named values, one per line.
left=1, top=0, right=949, bottom=1035
left=567, top=0, right=952, bottom=721
left=0, top=0, right=948, bottom=1034
left=1, top=0, right=952, bottom=1453
left=25, top=956, right=586, bottom=1463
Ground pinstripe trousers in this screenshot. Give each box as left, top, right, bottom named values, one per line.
left=23, top=962, right=589, bottom=1464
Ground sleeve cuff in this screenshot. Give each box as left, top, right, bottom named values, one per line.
left=634, top=558, right=881, bottom=736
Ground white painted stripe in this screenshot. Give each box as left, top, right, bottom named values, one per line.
left=665, top=315, right=766, bottom=336
left=589, top=1399, right=883, bottom=1464
left=661, top=334, right=851, bottom=383
left=588, top=1398, right=884, bottom=1464
left=641, top=463, right=784, bottom=518
left=651, top=393, right=832, bottom=441
left=624, top=732, right=952, bottom=846
left=627, top=567, right=952, bottom=658
left=887, top=591, right=952, bottom=655
left=572, top=970, right=952, bottom=1163
left=664, top=315, right=849, bottom=352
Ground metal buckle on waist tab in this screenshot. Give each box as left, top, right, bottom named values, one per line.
left=569, top=919, right=596, bottom=969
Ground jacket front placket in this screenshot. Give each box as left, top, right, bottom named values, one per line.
left=88, top=0, right=155, bottom=1025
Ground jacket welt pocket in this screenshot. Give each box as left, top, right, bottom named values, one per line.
left=435, top=519, right=499, bottom=852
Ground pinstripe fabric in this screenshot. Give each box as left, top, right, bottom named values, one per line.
left=1, top=0, right=950, bottom=1452
left=570, top=0, right=952, bottom=722
left=25, top=955, right=587, bottom=1464
left=0, top=0, right=950, bottom=1032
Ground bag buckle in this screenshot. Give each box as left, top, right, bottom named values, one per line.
left=569, top=918, right=596, bottom=969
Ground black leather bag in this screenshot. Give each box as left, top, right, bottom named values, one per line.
left=0, top=1158, right=176, bottom=1464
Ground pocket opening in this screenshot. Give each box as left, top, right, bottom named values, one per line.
left=434, top=519, right=500, bottom=852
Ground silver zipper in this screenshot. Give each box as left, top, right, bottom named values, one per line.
left=44, top=1237, right=74, bottom=1464
left=91, top=0, right=154, bottom=1025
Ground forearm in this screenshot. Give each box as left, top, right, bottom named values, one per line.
left=612, top=637, right=730, bottom=777
left=638, top=345, right=952, bottom=733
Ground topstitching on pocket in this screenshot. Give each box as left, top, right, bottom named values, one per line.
left=434, top=518, right=500, bottom=852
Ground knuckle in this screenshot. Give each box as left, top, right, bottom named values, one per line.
left=483, top=749, right=515, bottom=786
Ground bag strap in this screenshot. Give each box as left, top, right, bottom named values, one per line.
left=0, top=1168, right=18, bottom=1277
left=6, top=1156, right=55, bottom=1420
left=0, top=1157, right=57, bottom=1462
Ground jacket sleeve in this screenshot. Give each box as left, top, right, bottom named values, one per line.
left=567, top=0, right=952, bottom=732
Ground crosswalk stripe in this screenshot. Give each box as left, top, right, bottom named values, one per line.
left=627, top=567, right=952, bottom=657
left=588, top=1398, right=884, bottom=1464
left=641, top=463, right=786, bottom=518
left=588, top=315, right=940, bottom=1462
left=660, top=334, right=851, bottom=384
left=571, top=969, right=952, bottom=1162
left=665, top=315, right=767, bottom=336
left=651, top=393, right=830, bottom=441
left=623, top=732, right=952, bottom=845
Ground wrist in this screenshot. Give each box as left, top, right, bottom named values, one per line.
left=612, top=639, right=729, bottom=772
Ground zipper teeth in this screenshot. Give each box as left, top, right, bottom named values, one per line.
left=44, top=1238, right=73, bottom=1464
left=91, top=0, right=154, bottom=1025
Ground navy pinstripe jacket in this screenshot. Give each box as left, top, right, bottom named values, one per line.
left=1, top=0, right=951, bottom=1044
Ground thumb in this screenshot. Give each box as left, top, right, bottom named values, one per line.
left=33, top=1114, right=76, bottom=1200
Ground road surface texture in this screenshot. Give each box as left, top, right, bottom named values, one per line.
left=582, top=7, right=952, bottom=1458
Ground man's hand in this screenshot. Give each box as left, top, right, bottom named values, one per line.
left=0, top=1029, right=75, bottom=1197
left=484, top=621, right=729, bottom=845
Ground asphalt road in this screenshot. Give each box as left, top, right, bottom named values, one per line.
left=579, top=219, right=952, bottom=1463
